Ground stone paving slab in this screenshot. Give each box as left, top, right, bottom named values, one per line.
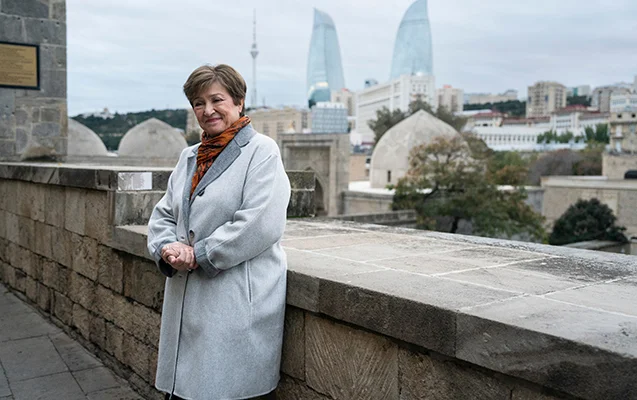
left=0, top=283, right=144, bottom=400
left=11, top=372, right=86, bottom=400
left=0, top=336, right=68, bottom=382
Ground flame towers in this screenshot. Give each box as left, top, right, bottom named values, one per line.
left=306, top=8, right=345, bottom=106
left=390, top=0, right=433, bottom=79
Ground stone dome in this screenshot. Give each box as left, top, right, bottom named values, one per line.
left=370, top=110, right=459, bottom=188
left=118, top=118, right=187, bottom=158
left=67, top=118, right=109, bottom=156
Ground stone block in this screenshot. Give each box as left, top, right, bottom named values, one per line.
left=17, top=215, right=35, bottom=250
left=25, top=275, right=38, bottom=302
left=3, top=181, right=19, bottom=214
left=50, top=226, right=73, bottom=267
left=132, top=303, right=161, bottom=346
left=511, top=386, right=563, bottom=400
left=105, top=322, right=125, bottom=361
left=68, top=271, right=96, bottom=309
left=85, top=189, right=112, bottom=242
left=42, top=259, right=69, bottom=293
left=50, top=331, right=101, bottom=372
left=123, top=255, right=164, bottom=311
left=0, top=237, right=7, bottom=262
left=276, top=374, right=330, bottom=400
left=122, top=334, right=152, bottom=382
left=38, top=69, right=67, bottom=98
left=97, top=245, right=124, bottom=293
left=5, top=212, right=19, bottom=244
left=34, top=221, right=53, bottom=258
left=398, top=348, right=512, bottom=400
left=40, top=107, right=61, bottom=123
left=14, top=268, right=26, bottom=295
left=0, top=139, right=16, bottom=159
left=51, top=1, right=66, bottom=21
left=44, top=185, right=65, bottom=226
left=90, top=314, right=107, bottom=350
left=305, top=314, right=399, bottom=399
left=32, top=122, right=61, bottom=138
left=1, top=0, right=50, bottom=18
left=23, top=18, right=66, bottom=46
left=0, top=14, right=25, bottom=43
left=53, top=291, right=73, bottom=325
left=64, top=188, right=86, bottom=234
left=2, top=263, right=17, bottom=288
left=72, top=303, right=91, bottom=340
left=14, top=108, right=29, bottom=126
left=71, top=234, right=98, bottom=280
left=281, top=306, right=305, bottom=380
left=37, top=285, right=51, bottom=312
left=0, top=114, right=16, bottom=139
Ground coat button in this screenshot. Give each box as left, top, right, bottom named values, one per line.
left=197, top=188, right=205, bottom=197
left=188, top=230, right=195, bottom=241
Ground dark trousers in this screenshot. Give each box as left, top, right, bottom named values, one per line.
left=165, top=391, right=276, bottom=400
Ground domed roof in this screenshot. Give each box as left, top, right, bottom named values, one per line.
left=370, top=110, right=459, bottom=188
left=67, top=118, right=109, bottom=156
left=118, top=118, right=187, bottom=158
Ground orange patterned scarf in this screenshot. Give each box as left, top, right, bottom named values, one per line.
left=190, top=116, right=251, bottom=197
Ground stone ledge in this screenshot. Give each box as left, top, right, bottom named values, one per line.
left=111, top=220, right=637, bottom=399
left=0, top=162, right=171, bottom=191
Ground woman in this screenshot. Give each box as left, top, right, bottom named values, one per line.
left=147, top=64, right=290, bottom=400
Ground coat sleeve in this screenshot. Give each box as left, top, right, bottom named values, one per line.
left=193, top=152, right=290, bottom=278
left=147, top=167, right=180, bottom=278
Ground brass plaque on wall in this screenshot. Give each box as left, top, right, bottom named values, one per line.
left=0, top=41, right=40, bottom=90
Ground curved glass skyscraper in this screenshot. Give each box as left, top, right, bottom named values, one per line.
left=390, top=0, right=433, bottom=79
left=306, top=8, right=345, bottom=106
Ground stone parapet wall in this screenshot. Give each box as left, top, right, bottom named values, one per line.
left=1, top=163, right=637, bottom=400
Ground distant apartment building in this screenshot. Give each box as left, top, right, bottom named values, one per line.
left=248, top=107, right=310, bottom=141
left=436, top=85, right=463, bottom=113
left=464, top=90, right=518, bottom=105
left=311, top=102, right=348, bottom=134
left=355, top=74, right=436, bottom=144
left=609, top=110, right=637, bottom=153
left=552, top=105, right=609, bottom=134
left=567, top=85, right=591, bottom=98
left=331, top=89, right=356, bottom=116
left=610, top=93, right=637, bottom=112
left=591, top=85, right=632, bottom=113
left=526, top=81, right=567, bottom=118
left=465, top=111, right=505, bottom=130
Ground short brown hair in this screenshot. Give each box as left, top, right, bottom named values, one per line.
left=183, top=64, right=247, bottom=116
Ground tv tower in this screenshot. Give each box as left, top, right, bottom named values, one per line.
left=250, top=9, right=259, bottom=109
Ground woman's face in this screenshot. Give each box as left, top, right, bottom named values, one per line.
left=193, top=81, right=243, bottom=137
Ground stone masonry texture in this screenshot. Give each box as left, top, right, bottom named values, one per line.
left=0, top=0, right=68, bottom=161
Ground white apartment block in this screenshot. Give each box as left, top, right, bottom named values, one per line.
left=464, top=90, right=518, bottom=105
left=592, top=85, right=632, bottom=113
left=436, top=85, right=463, bottom=113
left=473, top=126, right=586, bottom=152
left=355, top=74, right=436, bottom=144
left=526, top=81, right=567, bottom=118
left=610, top=92, right=637, bottom=112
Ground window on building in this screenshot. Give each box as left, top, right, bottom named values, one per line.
left=387, top=170, right=392, bottom=183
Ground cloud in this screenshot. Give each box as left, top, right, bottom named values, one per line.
left=67, top=0, right=637, bottom=115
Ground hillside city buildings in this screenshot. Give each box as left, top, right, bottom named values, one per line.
left=464, top=90, right=518, bottom=105
left=526, top=81, right=568, bottom=118
left=437, top=85, right=463, bottom=113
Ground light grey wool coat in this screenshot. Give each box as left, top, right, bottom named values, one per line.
left=147, top=125, right=290, bottom=400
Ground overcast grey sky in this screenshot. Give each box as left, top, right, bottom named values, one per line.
left=67, top=0, right=637, bottom=115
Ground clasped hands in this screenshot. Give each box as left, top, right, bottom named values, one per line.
left=161, top=242, right=198, bottom=272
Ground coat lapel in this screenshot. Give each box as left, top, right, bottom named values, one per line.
left=189, top=124, right=257, bottom=205
left=182, top=145, right=199, bottom=231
